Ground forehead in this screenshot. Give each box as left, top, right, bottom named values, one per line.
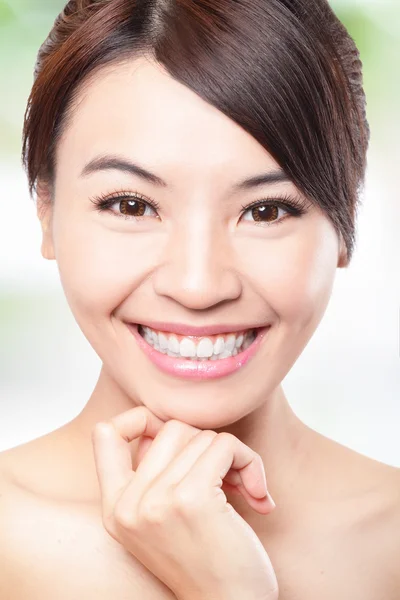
left=56, top=57, right=281, bottom=183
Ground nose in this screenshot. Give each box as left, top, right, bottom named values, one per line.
left=152, top=221, right=242, bottom=310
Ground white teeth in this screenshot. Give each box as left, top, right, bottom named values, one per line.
left=167, top=335, right=180, bottom=354
left=179, top=338, right=197, bottom=358
left=224, top=334, right=236, bottom=353
left=196, top=338, right=214, bottom=358
left=235, top=334, right=244, bottom=348
left=213, top=336, right=225, bottom=355
left=219, top=349, right=234, bottom=359
left=158, top=332, right=169, bottom=350
left=139, top=326, right=258, bottom=361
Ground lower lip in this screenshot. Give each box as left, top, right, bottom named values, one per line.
left=127, top=323, right=271, bottom=380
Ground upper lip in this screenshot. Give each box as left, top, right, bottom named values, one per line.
left=129, top=321, right=269, bottom=336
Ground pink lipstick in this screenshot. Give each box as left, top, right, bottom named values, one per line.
left=127, top=323, right=271, bottom=381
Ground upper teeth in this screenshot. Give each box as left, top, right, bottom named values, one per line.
left=139, top=326, right=256, bottom=359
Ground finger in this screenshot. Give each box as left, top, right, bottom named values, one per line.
left=133, top=420, right=202, bottom=489
left=110, top=405, right=166, bottom=443
left=91, top=406, right=165, bottom=510
left=134, top=436, right=153, bottom=468
left=221, top=480, right=242, bottom=496
left=222, top=480, right=274, bottom=514
left=133, top=425, right=247, bottom=494
left=142, top=429, right=218, bottom=490
left=135, top=430, right=274, bottom=517
left=116, top=429, right=217, bottom=516
left=182, top=433, right=269, bottom=501
left=235, top=483, right=276, bottom=514
left=134, top=428, right=242, bottom=491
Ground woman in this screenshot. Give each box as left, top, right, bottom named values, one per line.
left=0, top=0, right=399, bottom=598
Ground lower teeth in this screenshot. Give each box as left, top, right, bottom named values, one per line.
left=140, top=328, right=257, bottom=360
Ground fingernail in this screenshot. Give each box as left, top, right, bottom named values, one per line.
left=266, top=490, right=276, bottom=508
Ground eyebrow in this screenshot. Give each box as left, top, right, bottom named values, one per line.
left=79, top=154, right=291, bottom=190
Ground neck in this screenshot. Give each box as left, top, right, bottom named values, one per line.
left=63, top=366, right=324, bottom=537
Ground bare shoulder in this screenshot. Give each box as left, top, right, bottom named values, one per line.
left=0, top=445, right=105, bottom=596
left=335, top=442, right=400, bottom=541
left=310, top=433, right=400, bottom=598
left=347, top=457, right=400, bottom=599
left=0, top=444, right=95, bottom=598
left=374, top=467, right=400, bottom=596
left=0, top=459, right=29, bottom=597
left=0, top=443, right=177, bottom=599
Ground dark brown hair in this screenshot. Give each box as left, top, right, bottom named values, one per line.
left=22, top=0, right=370, bottom=264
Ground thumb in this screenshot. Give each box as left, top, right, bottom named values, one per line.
left=135, top=436, right=153, bottom=468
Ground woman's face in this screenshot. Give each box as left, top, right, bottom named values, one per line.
left=39, top=57, right=345, bottom=429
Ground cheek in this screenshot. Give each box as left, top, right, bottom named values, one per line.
left=52, top=201, right=339, bottom=337
left=52, top=211, right=159, bottom=321
left=239, top=220, right=339, bottom=327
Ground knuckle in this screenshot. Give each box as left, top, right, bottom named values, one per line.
left=172, top=485, right=203, bottom=515
left=101, top=516, right=118, bottom=541
left=110, top=405, right=150, bottom=430
left=92, top=421, right=111, bottom=439
left=215, top=431, right=235, bottom=446
left=198, top=429, right=218, bottom=442
left=114, top=505, right=137, bottom=530
left=162, top=419, right=190, bottom=436
left=139, top=495, right=168, bottom=524
left=101, top=509, right=115, bottom=532
left=134, top=405, right=155, bottom=422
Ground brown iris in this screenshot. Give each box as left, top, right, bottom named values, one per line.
left=251, top=205, right=279, bottom=222
left=119, top=198, right=146, bottom=217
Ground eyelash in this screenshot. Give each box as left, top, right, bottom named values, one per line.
left=88, top=189, right=310, bottom=228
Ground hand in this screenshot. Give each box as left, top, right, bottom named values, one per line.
left=91, top=406, right=279, bottom=600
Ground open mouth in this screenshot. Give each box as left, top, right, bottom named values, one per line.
left=137, top=324, right=259, bottom=361
left=127, top=322, right=271, bottom=380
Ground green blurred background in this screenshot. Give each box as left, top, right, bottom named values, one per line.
left=0, top=0, right=399, bottom=158
left=0, top=1, right=399, bottom=464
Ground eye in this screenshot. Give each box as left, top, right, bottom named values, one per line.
left=89, top=189, right=310, bottom=227
left=240, top=194, right=309, bottom=228
left=89, top=190, right=160, bottom=221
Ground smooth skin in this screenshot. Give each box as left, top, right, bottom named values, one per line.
left=0, top=55, right=399, bottom=599
left=92, top=406, right=278, bottom=600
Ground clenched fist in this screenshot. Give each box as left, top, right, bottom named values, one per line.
left=91, top=406, right=279, bottom=600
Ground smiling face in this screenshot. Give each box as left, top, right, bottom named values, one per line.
left=38, top=56, right=346, bottom=429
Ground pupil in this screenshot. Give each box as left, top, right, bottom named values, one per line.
left=121, top=199, right=145, bottom=216
left=252, top=205, right=277, bottom=222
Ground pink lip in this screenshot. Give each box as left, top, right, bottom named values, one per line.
left=129, top=320, right=265, bottom=337
left=127, top=323, right=271, bottom=380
